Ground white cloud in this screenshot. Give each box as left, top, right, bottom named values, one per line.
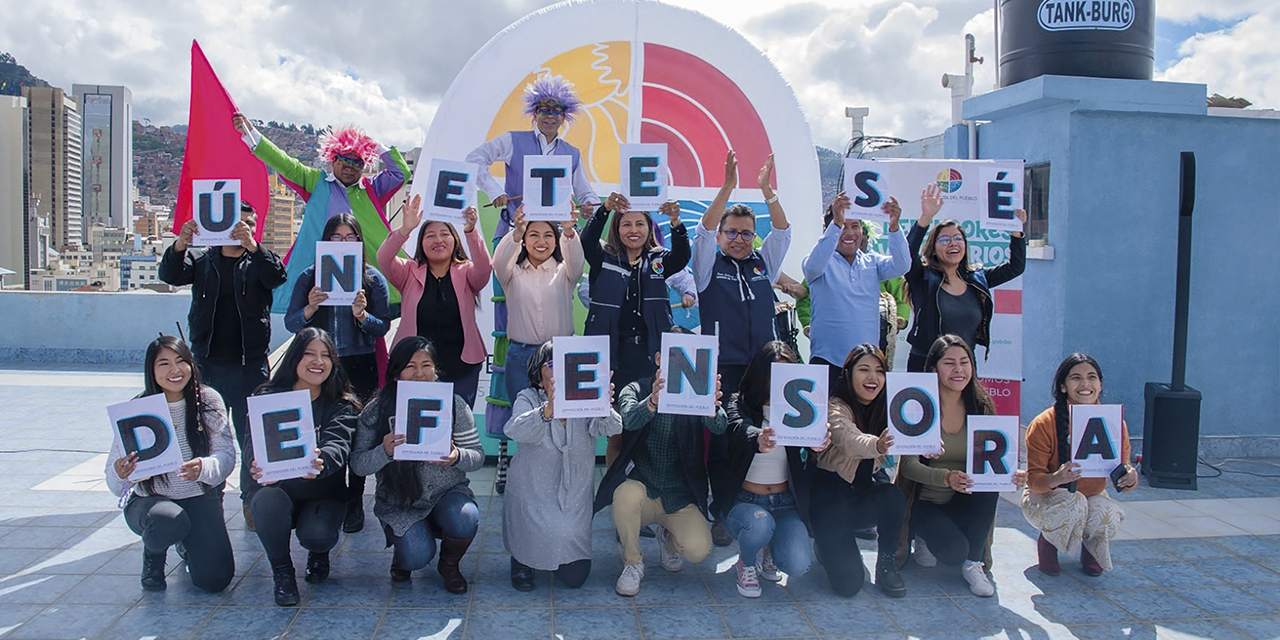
left=1, top=0, right=1271, bottom=153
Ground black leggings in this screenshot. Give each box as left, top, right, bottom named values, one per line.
left=250, top=486, right=344, bottom=563
left=809, top=473, right=905, bottom=597
left=125, top=492, right=235, bottom=592
left=911, top=491, right=999, bottom=565
left=513, top=557, right=592, bottom=588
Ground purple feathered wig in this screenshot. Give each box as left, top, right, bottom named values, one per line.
left=523, top=74, right=583, bottom=122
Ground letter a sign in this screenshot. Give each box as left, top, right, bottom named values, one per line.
left=1070, top=404, right=1123, bottom=478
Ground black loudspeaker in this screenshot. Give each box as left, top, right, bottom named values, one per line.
left=1142, top=382, right=1201, bottom=489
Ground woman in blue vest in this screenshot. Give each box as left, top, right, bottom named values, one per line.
left=905, top=185, right=1026, bottom=371
left=583, top=193, right=689, bottom=393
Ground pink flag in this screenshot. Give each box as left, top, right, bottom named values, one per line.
left=174, top=40, right=267, bottom=240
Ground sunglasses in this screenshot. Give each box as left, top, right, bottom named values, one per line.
left=334, top=155, right=365, bottom=170
left=535, top=107, right=565, bottom=117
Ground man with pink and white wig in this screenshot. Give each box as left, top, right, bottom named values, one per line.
left=232, top=113, right=411, bottom=309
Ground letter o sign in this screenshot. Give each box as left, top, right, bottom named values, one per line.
left=890, top=387, right=936, bottom=437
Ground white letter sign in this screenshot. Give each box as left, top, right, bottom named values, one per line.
left=768, top=363, right=829, bottom=447
left=423, top=158, right=478, bottom=226
left=886, top=372, right=942, bottom=455
left=1070, top=404, right=1124, bottom=478
left=108, top=394, right=185, bottom=482
left=248, top=390, right=318, bottom=484
left=966, top=415, right=1020, bottom=492
left=191, top=178, right=242, bottom=246
left=394, top=381, right=455, bottom=461
left=620, top=144, right=669, bottom=211
left=978, top=163, right=1025, bottom=233
left=315, top=241, right=363, bottom=307
left=658, top=332, right=719, bottom=417
left=522, top=154, right=573, bottom=221
left=842, top=159, right=891, bottom=223
left=554, top=335, right=612, bottom=419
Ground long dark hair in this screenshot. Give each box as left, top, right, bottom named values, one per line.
left=604, top=210, right=659, bottom=257
left=835, top=343, right=889, bottom=437
left=736, top=340, right=801, bottom=426
left=1052, top=353, right=1104, bottom=468
left=372, top=337, right=442, bottom=507
left=924, top=334, right=995, bottom=416
left=413, top=220, right=469, bottom=266
left=516, top=220, right=564, bottom=265
left=138, top=336, right=214, bottom=494
left=260, top=328, right=360, bottom=409
left=321, top=213, right=377, bottom=290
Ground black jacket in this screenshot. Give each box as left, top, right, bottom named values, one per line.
left=582, top=205, right=690, bottom=360
left=159, top=244, right=287, bottom=361
left=903, top=223, right=1025, bottom=358
left=241, top=390, right=357, bottom=502
left=719, top=397, right=815, bottom=528
left=593, top=376, right=724, bottom=518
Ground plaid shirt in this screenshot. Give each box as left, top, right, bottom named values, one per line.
left=619, top=380, right=726, bottom=514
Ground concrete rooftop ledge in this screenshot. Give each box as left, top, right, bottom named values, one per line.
left=964, top=75, right=1209, bottom=121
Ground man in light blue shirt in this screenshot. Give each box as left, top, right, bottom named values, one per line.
left=801, top=190, right=909, bottom=388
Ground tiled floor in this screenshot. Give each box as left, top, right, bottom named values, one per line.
left=2, top=365, right=1279, bottom=640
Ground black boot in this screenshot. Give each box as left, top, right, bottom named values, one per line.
left=437, top=537, right=473, bottom=594
left=141, top=550, right=167, bottom=591
left=510, top=557, right=536, bottom=592
left=305, top=551, right=330, bottom=584
left=876, top=550, right=905, bottom=598
left=270, top=558, right=300, bottom=607
left=343, top=496, right=365, bottom=534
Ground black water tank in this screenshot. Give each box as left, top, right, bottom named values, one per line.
left=1000, top=0, right=1155, bottom=87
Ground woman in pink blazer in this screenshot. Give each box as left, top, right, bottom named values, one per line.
left=378, top=194, right=492, bottom=405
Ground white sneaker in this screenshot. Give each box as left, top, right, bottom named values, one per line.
left=616, top=562, right=645, bottom=596
left=962, top=560, right=995, bottom=597
left=757, top=546, right=782, bottom=582
left=655, top=525, right=683, bottom=572
left=913, top=537, right=937, bottom=568
left=735, top=560, right=762, bottom=597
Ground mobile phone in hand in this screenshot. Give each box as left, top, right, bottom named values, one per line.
left=1109, top=464, right=1130, bottom=492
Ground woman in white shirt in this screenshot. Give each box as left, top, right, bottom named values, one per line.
left=105, top=336, right=237, bottom=593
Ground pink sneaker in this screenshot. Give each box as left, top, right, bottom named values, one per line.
left=735, top=559, right=762, bottom=598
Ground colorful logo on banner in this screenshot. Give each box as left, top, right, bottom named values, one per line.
left=936, top=168, right=964, bottom=194
left=482, top=43, right=776, bottom=193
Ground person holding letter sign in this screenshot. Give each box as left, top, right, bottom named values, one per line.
left=802, top=190, right=910, bottom=388
left=1022, top=354, right=1136, bottom=577
left=286, top=213, right=390, bottom=534
left=810, top=344, right=909, bottom=598
left=904, top=186, right=1026, bottom=371
left=160, top=201, right=287, bottom=530
left=245, top=328, right=359, bottom=607
left=351, top=337, right=484, bottom=592
left=379, top=194, right=491, bottom=406
left=504, top=342, right=622, bottom=591
left=583, top=193, right=690, bottom=396
left=595, top=338, right=727, bottom=597
left=897, top=336, right=1025, bottom=597
left=105, top=336, right=237, bottom=593
left=491, top=203, right=584, bottom=490
left=722, top=342, right=829, bottom=598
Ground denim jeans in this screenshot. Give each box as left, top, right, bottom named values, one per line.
left=386, top=490, right=480, bottom=571
left=724, top=489, right=812, bottom=577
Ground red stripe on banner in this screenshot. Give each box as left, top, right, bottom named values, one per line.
left=980, top=378, right=1021, bottom=417
left=993, top=289, right=1022, bottom=314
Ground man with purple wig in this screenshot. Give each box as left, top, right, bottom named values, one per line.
left=466, top=75, right=601, bottom=492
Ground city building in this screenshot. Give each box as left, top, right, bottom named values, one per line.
left=0, top=96, right=32, bottom=289
left=23, top=87, right=83, bottom=251
left=261, top=172, right=299, bottom=256
left=72, top=84, right=132, bottom=233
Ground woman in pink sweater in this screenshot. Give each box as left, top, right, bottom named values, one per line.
left=378, top=194, right=492, bottom=405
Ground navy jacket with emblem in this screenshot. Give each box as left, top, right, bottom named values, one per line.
left=582, top=204, right=690, bottom=361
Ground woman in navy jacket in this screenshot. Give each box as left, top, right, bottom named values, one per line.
left=904, top=185, right=1026, bottom=371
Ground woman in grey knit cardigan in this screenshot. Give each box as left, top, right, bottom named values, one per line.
left=351, top=337, right=484, bottom=593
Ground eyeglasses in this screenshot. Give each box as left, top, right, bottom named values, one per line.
left=936, top=235, right=966, bottom=246
left=329, top=234, right=360, bottom=242
left=334, top=155, right=365, bottom=170
left=720, top=229, right=756, bottom=241
left=535, top=107, right=565, bottom=117
left=542, top=362, right=554, bottom=372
